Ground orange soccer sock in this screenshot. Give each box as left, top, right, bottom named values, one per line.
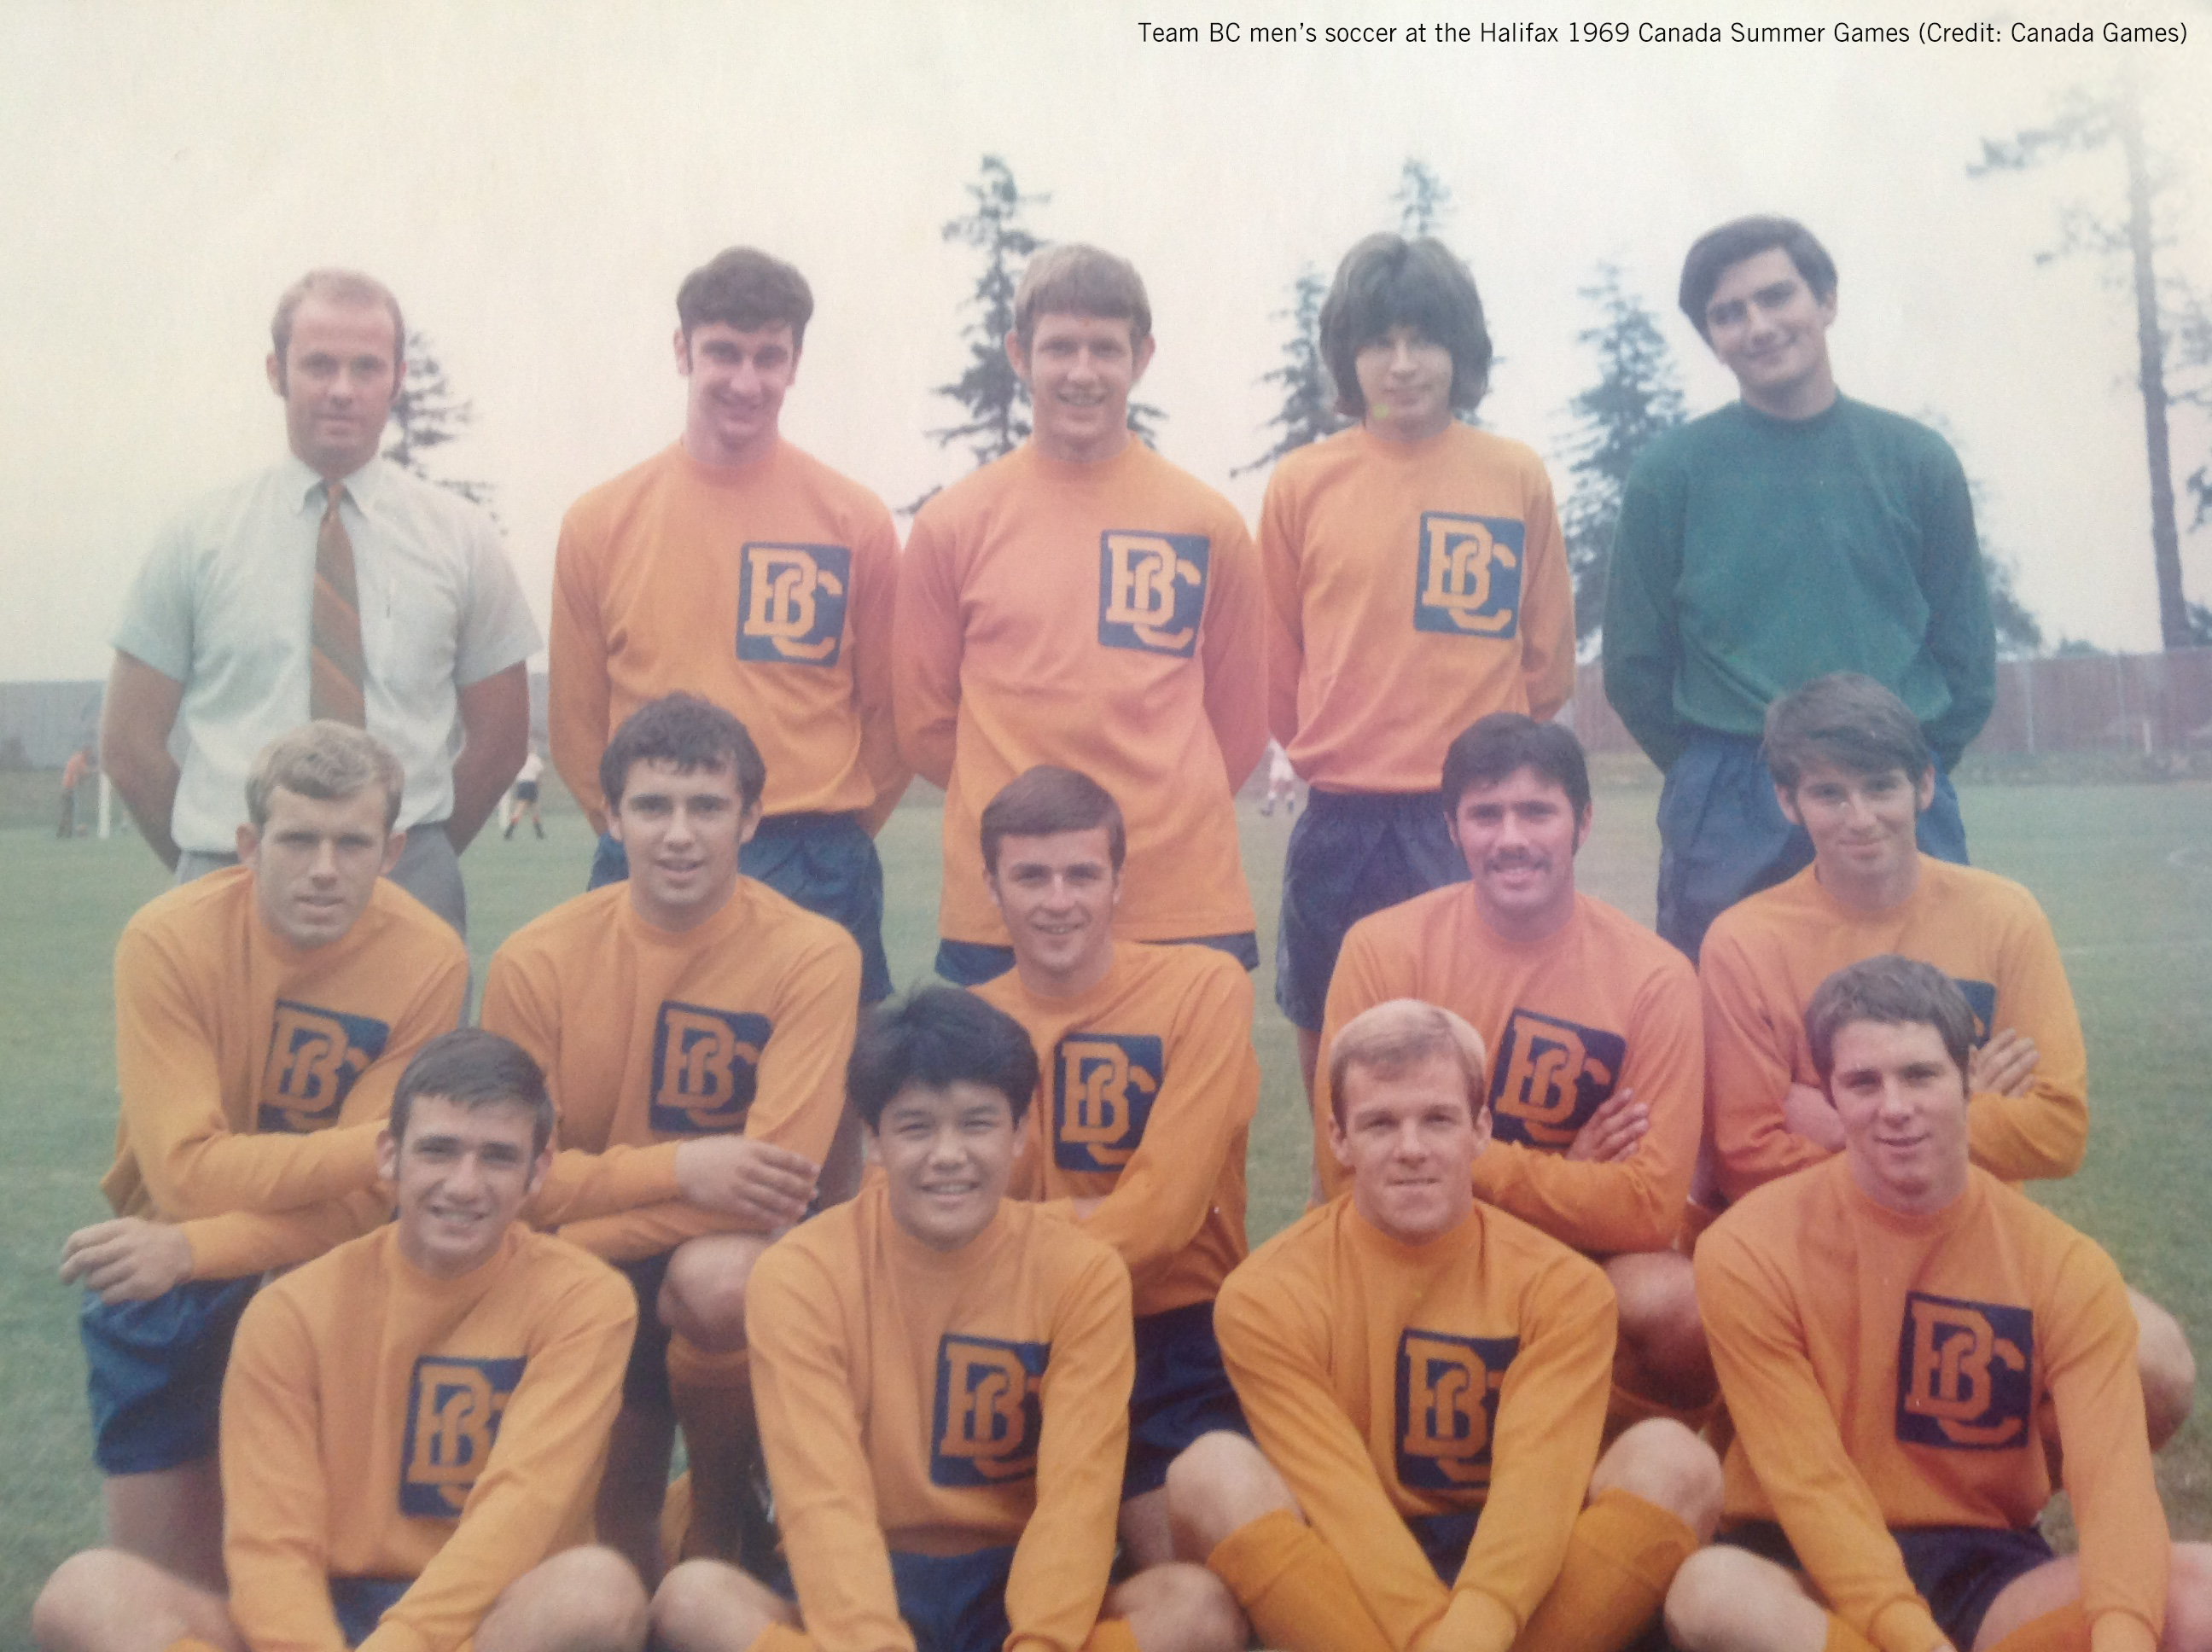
left=1206, top=1509, right=1394, bottom=1652
left=1516, top=1488, right=1701, bottom=1652
left=1983, top=1603, right=2093, bottom=1652
left=1080, top=1620, right=1142, bottom=1652
left=165, top=1641, right=228, bottom=1652
left=1605, top=1378, right=1720, bottom=1448
left=1823, top=1614, right=1880, bottom=1652
left=742, top=1626, right=815, bottom=1652
left=667, top=1338, right=763, bottom=1565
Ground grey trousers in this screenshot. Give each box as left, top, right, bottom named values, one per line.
left=175, top=820, right=468, bottom=939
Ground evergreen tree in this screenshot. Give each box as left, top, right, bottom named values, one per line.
left=1558, top=265, right=1685, bottom=651
left=1393, top=158, right=1452, bottom=238
left=924, top=155, right=1045, bottom=473
left=1913, top=411, right=2046, bottom=660
left=382, top=329, right=498, bottom=516
left=1236, top=265, right=1346, bottom=476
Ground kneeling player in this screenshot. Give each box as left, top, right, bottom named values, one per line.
left=651, top=989, right=1243, bottom=1652
left=1177, top=999, right=1720, bottom=1652
left=1671, top=957, right=2212, bottom=1652
left=34, top=1030, right=647, bottom=1652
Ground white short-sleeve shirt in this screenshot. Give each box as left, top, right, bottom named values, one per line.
left=114, top=455, right=541, bottom=852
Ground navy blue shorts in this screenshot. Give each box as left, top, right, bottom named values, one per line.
left=1718, top=1520, right=2053, bottom=1651
left=1125, top=1301, right=1249, bottom=1499
left=613, top=1251, right=674, bottom=1408
left=1406, top=1508, right=1483, bottom=1582
left=1654, top=731, right=1968, bottom=962
left=590, top=811, right=892, bottom=1003
left=888, top=1544, right=1019, bottom=1652
left=79, top=1277, right=258, bottom=1475
left=329, top=1577, right=411, bottom=1648
left=1274, top=789, right=1467, bottom=1030
left=935, top=933, right=1260, bottom=990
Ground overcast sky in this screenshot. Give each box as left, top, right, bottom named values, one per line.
left=3, top=0, right=2208, bottom=680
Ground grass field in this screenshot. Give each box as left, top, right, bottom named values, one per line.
left=2, top=768, right=2209, bottom=1643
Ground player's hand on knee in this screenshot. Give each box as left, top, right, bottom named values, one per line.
left=1967, top=1028, right=2039, bottom=1098
left=1780, top=1083, right=1847, bottom=1151
left=674, top=1137, right=819, bottom=1229
left=59, top=1218, right=195, bottom=1303
left=1569, top=1088, right=1648, bottom=1163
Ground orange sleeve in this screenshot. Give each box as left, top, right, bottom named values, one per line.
left=1468, top=961, right=1704, bottom=1255
left=1516, top=478, right=1575, bottom=724
left=891, top=509, right=961, bottom=789
left=851, top=509, right=911, bottom=834
left=1700, top=924, right=1829, bottom=1202
left=1695, top=1221, right=1946, bottom=1652
left=354, top=1268, right=635, bottom=1652
left=746, top=1238, right=914, bottom=1651
left=1004, top=1249, right=1135, bottom=1652
left=547, top=504, right=614, bottom=833
left=222, top=1289, right=349, bottom=1652
left=1215, top=1256, right=1453, bottom=1652
left=1074, top=966, right=1259, bottom=1294
left=1966, top=905, right=2087, bottom=1182
left=1257, top=468, right=1306, bottom=751
left=2044, top=1241, right=2165, bottom=1652
left=1198, top=514, right=1270, bottom=794
left=183, top=1193, right=389, bottom=1281
left=114, top=927, right=381, bottom=1221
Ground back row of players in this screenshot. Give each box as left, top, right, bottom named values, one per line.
left=40, top=221, right=2200, bottom=1652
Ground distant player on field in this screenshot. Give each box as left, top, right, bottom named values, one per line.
left=1263, top=233, right=1574, bottom=1099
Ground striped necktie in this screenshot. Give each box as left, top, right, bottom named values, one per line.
left=311, top=479, right=368, bottom=726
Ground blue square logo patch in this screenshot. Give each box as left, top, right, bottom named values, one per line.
left=1895, top=1291, right=2034, bottom=1451
left=1488, top=1009, right=1626, bottom=1151
left=931, top=1333, right=1048, bottom=1486
left=1098, top=532, right=1209, bottom=657
left=649, top=1003, right=769, bottom=1134
left=1051, top=1033, right=1163, bottom=1172
left=1413, top=513, right=1522, bottom=639
left=400, top=1354, right=525, bottom=1515
left=1395, top=1329, right=1517, bottom=1491
left=258, top=1000, right=391, bottom=1132
left=736, top=542, right=851, bottom=666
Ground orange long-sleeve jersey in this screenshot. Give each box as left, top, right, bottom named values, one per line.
left=1312, top=889, right=1703, bottom=1255
left=746, top=1184, right=1133, bottom=1652
left=1215, top=1196, right=1615, bottom=1652
left=549, top=441, right=908, bottom=831
left=481, top=879, right=860, bottom=1261
left=1697, top=1159, right=2165, bottom=1652
left=893, top=441, right=1268, bottom=947
left=974, top=942, right=1255, bottom=1316
left=103, top=869, right=467, bottom=1223
left=222, top=1223, right=635, bottom=1652
left=1701, top=858, right=2087, bottom=1203
left=1260, top=424, right=1575, bottom=792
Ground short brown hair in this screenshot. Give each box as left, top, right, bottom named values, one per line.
left=979, top=765, right=1125, bottom=875
left=1679, top=216, right=1837, bottom=339
left=1328, top=998, right=1487, bottom=1126
left=271, top=270, right=405, bottom=375
left=1319, top=234, right=1491, bottom=418
left=1805, top=955, right=1974, bottom=1084
left=676, top=247, right=814, bottom=348
left=1012, top=244, right=1150, bottom=352
left=245, top=721, right=404, bottom=831
left=390, top=1028, right=556, bottom=1157
left=1762, top=672, right=1932, bottom=793
left=1441, top=713, right=1590, bottom=819
left=600, top=694, right=766, bottom=814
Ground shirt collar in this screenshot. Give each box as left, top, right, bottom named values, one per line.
left=279, top=451, right=387, bottom=514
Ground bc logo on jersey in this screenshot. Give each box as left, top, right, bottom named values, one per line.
left=1895, top=1291, right=2034, bottom=1451
left=399, top=1354, right=525, bottom=1516
left=1413, top=513, right=1523, bottom=639
left=649, top=1003, right=769, bottom=1134
left=1951, top=979, right=1997, bottom=1048
left=931, top=1333, right=1049, bottom=1486
left=1098, top=532, right=1210, bottom=657
left=1488, top=1009, right=1625, bottom=1151
left=1395, top=1329, right=1518, bottom=1491
left=1052, top=1033, right=1163, bottom=1172
left=257, top=1000, right=391, bottom=1133
left=737, top=542, right=851, bottom=666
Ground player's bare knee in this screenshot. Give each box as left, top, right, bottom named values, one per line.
left=1592, top=1418, right=1724, bottom=1537
left=1163, top=1431, right=1292, bottom=1559
left=659, top=1239, right=765, bottom=1350
left=2163, top=1543, right=2212, bottom=1652
left=1114, top=1561, right=1245, bottom=1652
left=2133, top=1293, right=2196, bottom=1450
left=33, top=1550, right=213, bottom=1652
left=1664, top=1546, right=1779, bottom=1651
left=514, top=1545, right=649, bottom=1652
left=651, top=1559, right=788, bottom=1652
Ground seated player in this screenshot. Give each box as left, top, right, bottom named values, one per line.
left=33, top=1029, right=649, bottom=1652
left=1669, top=957, right=2212, bottom=1652
left=56, top=722, right=469, bottom=1589
left=970, top=766, right=1259, bottom=1566
left=1313, top=713, right=1711, bottom=1418
left=1701, top=672, right=2194, bottom=1444
left=1175, top=999, right=1720, bottom=1652
left=650, top=987, right=1244, bottom=1652
left=480, top=693, right=860, bottom=1579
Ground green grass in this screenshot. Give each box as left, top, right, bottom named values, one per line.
left=3, top=777, right=2209, bottom=1643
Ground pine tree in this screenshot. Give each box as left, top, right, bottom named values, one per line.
left=1236, top=265, right=1347, bottom=475
left=1558, top=266, right=1685, bottom=650
left=382, top=329, right=498, bottom=516
left=924, top=155, right=1046, bottom=473
left=1393, top=158, right=1452, bottom=238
